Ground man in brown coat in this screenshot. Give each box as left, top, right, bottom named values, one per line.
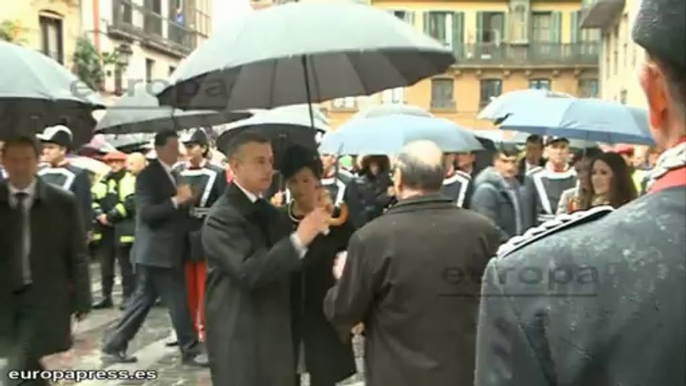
left=325, top=140, right=500, bottom=386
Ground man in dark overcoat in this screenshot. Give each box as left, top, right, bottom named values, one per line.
left=474, top=1, right=686, bottom=384
left=324, top=140, right=500, bottom=386
left=0, top=135, right=91, bottom=386
left=202, top=131, right=331, bottom=386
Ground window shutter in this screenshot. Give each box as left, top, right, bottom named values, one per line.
left=423, top=12, right=431, bottom=35
left=452, top=12, right=464, bottom=56
left=476, top=11, right=484, bottom=43
left=551, top=11, right=562, bottom=43
left=407, top=11, right=415, bottom=26
left=570, top=11, right=579, bottom=43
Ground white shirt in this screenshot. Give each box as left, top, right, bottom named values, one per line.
left=8, top=180, right=37, bottom=285
left=234, top=181, right=307, bottom=258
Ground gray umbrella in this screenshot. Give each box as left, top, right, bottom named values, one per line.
left=156, top=2, right=455, bottom=111
left=95, top=82, right=250, bottom=134
left=0, top=40, right=104, bottom=146
left=352, top=104, right=432, bottom=119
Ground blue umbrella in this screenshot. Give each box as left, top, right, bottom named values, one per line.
left=478, top=89, right=572, bottom=122
left=499, top=98, right=655, bottom=145
left=319, top=115, right=483, bottom=155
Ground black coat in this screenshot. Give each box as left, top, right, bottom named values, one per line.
left=475, top=186, right=686, bottom=385
left=0, top=179, right=91, bottom=358
left=285, top=204, right=356, bottom=384
left=132, top=159, right=188, bottom=268
left=325, top=194, right=500, bottom=386
left=202, top=183, right=301, bottom=386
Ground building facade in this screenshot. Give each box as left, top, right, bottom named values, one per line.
left=81, top=0, right=211, bottom=97
left=580, top=0, right=646, bottom=108
left=0, top=0, right=82, bottom=68
left=320, top=0, right=601, bottom=129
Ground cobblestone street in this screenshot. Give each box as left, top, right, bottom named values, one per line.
left=40, top=263, right=364, bottom=386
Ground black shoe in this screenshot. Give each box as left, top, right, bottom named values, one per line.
left=154, top=298, right=163, bottom=307
left=118, top=297, right=130, bottom=311
left=182, top=353, right=209, bottom=368
left=101, top=349, right=137, bottom=364
left=165, top=340, right=179, bottom=347
left=93, top=298, right=113, bottom=309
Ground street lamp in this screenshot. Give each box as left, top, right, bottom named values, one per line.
left=116, top=43, right=133, bottom=66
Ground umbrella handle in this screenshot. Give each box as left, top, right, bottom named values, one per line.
left=327, top=202, right=348, bottom=226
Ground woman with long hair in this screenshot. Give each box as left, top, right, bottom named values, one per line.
left=578, top=152, right=638, bottom=210
left=280, top=145, right=357, bottom=386
left=557, top=148, right=603, bottom=214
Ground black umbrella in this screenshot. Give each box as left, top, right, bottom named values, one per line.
left=95, top=82, right=250, bottom=134
left=0, top=41, right=104, bottom=146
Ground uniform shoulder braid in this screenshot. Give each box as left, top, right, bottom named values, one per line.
left=497, top=205, right=615, bottom=258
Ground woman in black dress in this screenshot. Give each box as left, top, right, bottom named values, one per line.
left=280, top=145, right=357, bottom=386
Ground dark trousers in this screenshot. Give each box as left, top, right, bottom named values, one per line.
left=6, top=289, right=49, bottom=386
left=97, top=231, right=134, bottom=300
left=103, top=264, right=199, bottom=358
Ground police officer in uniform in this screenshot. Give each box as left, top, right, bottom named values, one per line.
left=36, top=125, right=92, bottom=233
left=523, top=136, right=576, bottom=225
left=440, top=152, right=473, bottom=208
left=173, top=128, right=227, bottom=340
left=474, top=1, right=686, bottom=383
left=91, top=151, right=136, bottom=310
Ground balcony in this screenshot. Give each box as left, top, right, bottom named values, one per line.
left=453, top=42, right=600, bottom=68
left=579, top=0, right=625, bottom=29
left=108, top=0, right=199, bottom=58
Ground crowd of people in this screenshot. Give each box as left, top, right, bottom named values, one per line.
left=0, top=0, right=684, bottom=385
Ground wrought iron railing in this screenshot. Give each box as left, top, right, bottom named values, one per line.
left=453, top=42, right=600, bottom=66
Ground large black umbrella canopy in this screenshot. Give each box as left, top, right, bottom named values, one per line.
left=352, top=103, right=432, bottom=119
left=95, top=82, right=250, bottom=134
left=0, top=40, right=104, bottom=146
left=156, top=2, right=455, bottom=111
left=216, top=104, right=327, bottom=168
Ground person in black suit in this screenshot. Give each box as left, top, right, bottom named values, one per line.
left=101, top=130, right=208, bottom=367
left=516, top=134, right=546, bottom=183
left=0, top=135, right=92, bottom=386
left=202, top=131, right=330, bottom=386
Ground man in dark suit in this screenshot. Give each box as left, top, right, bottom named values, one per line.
left=516, top=134, right=546, bottom=184
left=101, top=130, right=207, bottom=367
left=0, top=135, right=91, bottom=386
left=202, top=131, right=330, bottom=386
left=324, top=140, right=500, bottom=386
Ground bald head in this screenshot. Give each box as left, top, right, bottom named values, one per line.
left=395, top=140, right=445, bottom=193
left=126, top=152, right=148, bottom=176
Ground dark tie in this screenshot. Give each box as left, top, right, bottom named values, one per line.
left=14, top=192, right=29, bottom=288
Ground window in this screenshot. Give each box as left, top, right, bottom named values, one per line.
left=430, top=78, right=454, bottom=109
left=622, top=14, right=629, bottom=68
left=620, top=89, right=627, bottom=104
left=144, top=0, right=162, bottom=36
left=146, top=59, right=155, bottom=83
left=332, top=97, right=356, bottom=109
left=169, top=66, right=176, bottom=76
left=477, top=12, right=505, bottom=43
left=530, top=79, right=551, bottom=90
left=425, top=12, right=452, bottom=47
left=39, top=16, right=63, bottom=64
left=577, top=79, right=599, bottom=98
left=381, top=88, right=404, bottom=104
left=613, top=25, right=619, bottom=74
left=114, top=66, right=123, bottom=95
left=532, top=12, right=552, bottom=42
left=479, top=79, right=502, bottom=109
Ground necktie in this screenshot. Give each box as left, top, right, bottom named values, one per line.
left=14, top=192, right=29, bottom=288
left=253, top=199, right=273, bottom=246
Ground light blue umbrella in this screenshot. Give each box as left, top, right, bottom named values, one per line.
left=499, top=98, right=654, bottom=145
left=478, top=89, right=572, bottom=122
left=319, top=115, right=483, bottom=155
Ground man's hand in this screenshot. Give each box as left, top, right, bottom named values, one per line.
left=97, top=214, right=109, bottom=225
left=332, top=251, right=347, bottom=280
left=174, top=184, right=194, bottom=204
left=296, top=207, right=331, bottom=246
left=271, top=191, right=285, bottom=207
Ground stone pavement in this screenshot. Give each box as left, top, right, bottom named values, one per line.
left=39, top=263, right=365, bottom=386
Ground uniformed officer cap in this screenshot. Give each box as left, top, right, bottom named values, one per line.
left=545, top=136, right=569, bottom=146
left=36, top=125, right=73, bottom=149
left=632, top=0, right=686, bottom=71
left=180, top=128, right=210, bottom=147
